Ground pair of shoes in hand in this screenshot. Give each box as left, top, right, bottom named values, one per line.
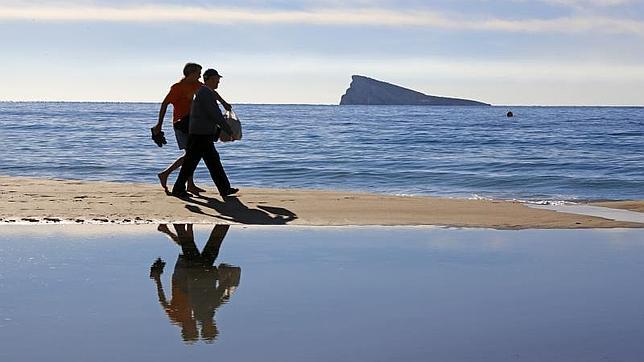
left=151, top=127, right=167, bottom=147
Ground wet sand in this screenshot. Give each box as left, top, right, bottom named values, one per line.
left=590, top=200, right=644, bottom=213
left=2, top=225, right=644, bottom=361
left=0, top=175, right=642, bottom=229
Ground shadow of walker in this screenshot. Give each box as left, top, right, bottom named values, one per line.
left=184, top=195, right=298, bottom=225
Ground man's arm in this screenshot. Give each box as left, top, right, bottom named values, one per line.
left=213, top=90, right=232, bottom=111
left=150, top=258, right=170, bottom=307
left=153, top=99, right=171, bottom=135
left=200, top=90, right=233, bottom=135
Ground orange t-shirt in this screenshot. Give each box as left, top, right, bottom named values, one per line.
left=163, top=80, right=203, bottom=123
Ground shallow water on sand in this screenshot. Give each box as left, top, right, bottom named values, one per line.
left=1, top=225, right=644, bottom=361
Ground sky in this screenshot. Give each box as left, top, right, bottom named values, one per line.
left=1, top=0, right=643, bottom=105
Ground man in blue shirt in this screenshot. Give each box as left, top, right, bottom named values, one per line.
left=171, top=69, right=238, bottom=198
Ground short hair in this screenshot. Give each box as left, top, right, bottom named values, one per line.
left=183, top=63, right=202, bottom=77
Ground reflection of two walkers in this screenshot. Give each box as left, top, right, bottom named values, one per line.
left=150, top=224, right=241, bottom=343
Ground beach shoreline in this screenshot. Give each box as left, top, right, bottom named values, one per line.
left=1, top=175, right=642, bottom=229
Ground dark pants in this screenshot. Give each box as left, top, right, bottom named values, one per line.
left=172, top=134, right=231, bottom=195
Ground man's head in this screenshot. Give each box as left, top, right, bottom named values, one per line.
left=183, top=62, right=202, bottom=81
left=203, top=68, right=222, bottom=89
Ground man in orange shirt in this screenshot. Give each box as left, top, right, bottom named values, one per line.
left=152, top=63, right=231, bottom=194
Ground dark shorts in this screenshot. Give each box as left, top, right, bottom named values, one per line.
left=173, top=114, right=190, bottom=150
left=174, top=128, right=189, bottom=150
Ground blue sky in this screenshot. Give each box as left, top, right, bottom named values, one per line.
left=1, top=0, right=643, bottom=105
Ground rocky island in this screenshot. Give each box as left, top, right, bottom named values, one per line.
left=340, top=75, right=490, bottom=106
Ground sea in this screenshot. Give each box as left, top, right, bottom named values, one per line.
left=0, top=102, right=642, bottom=202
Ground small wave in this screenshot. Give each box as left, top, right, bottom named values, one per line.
left=468, top=194, right=493, bottom=201
left=1, top=103, right=642, bottom=201
left=512, top=199, right=578, bottom=206
left=468, top=194, right=580, bottom=205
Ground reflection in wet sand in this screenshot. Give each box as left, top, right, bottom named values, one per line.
left=150, top=224, right=241, bottom=344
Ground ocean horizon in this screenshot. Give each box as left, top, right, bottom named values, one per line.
left=1, top=102, right=642, bottom=202
left=2, top=101, right=643, bottom=107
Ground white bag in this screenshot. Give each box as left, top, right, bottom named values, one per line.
left=220, top=110, right=242, bottom=142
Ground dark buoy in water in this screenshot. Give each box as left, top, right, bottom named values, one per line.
left=506, top=111, right=514, bottom=117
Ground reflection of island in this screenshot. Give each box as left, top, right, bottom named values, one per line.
left=150, top=224, right=241, bottom=344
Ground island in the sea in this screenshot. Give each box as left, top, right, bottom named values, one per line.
left=340, top=75, right=490, bottom=106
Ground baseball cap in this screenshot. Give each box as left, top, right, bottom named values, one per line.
left=203, top=69, right=222, bottom=80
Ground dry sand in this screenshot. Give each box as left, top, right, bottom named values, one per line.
left=0, top=175, right=642, bottom=229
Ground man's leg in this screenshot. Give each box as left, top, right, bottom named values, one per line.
left=171, top=136, right=203, bottom=195
left=201, top=143, right=232, bottom=195
left=158, top=155, right=185, bottom=191
left=175, top=224, right=200, bottom=259
left=160, top=128, right=190, bottom=191
left=157, top=153, right=204, bottom=193
left=201, top=224, right=230, bottom=265
left=187, top=177, right=205, bottom=192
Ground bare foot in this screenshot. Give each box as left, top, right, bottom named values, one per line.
left=157, top=224, right=181, bottom=244
left=187, top=184, right=206, bottom=194
left=157, top=172, right=168, bottom=191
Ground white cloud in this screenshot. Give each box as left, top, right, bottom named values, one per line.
left=542, top=0, right=633, bottom=7
left=1, top=4, right=643, bottom=36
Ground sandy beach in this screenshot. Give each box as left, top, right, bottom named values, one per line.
left=589, top=200, right=644, bottom=213
left=0, top=175, right=641, bottom=229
